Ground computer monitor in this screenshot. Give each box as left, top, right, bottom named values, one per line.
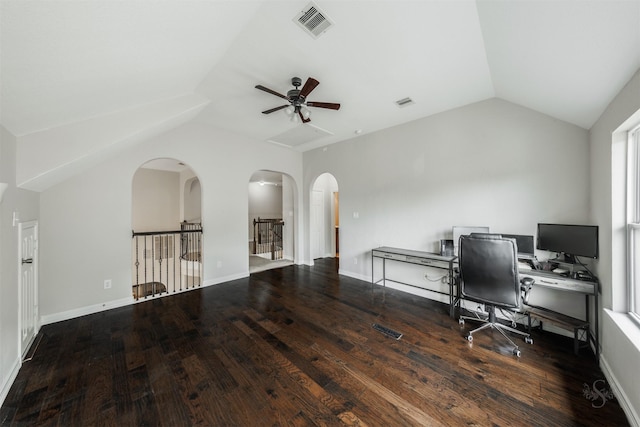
left=536, top=223, right=599, bottom=262
left=501, top=234, right=535, bottom=260
left=452, top=226, right=490, bottom=255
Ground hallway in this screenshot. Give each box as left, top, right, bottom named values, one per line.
left=249, top=254, right=293, bottom=273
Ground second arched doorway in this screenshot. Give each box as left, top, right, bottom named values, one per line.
left=310, top=173, right=339, bottom=262
left=248, top=170, right=296, bottom=273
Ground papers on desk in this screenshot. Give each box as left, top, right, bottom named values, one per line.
left=518, top=262, right=532, bottom=270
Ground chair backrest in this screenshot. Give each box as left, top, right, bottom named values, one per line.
left=458, top=233, right=520, bottom=308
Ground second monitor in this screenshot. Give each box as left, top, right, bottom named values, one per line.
left=501, top=233, right=535, bottom=260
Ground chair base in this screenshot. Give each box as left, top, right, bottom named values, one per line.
left=459, top=308, right=533, bottom=357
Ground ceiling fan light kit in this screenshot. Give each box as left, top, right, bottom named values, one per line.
left=255, top=76, right=340, bottom=124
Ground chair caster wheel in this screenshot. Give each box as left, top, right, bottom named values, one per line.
left=459, top=318, right=465, bottom=325
left=513, top=349, right=521, bottom=357
left=524, top=336, right=533, bottom=345
left=511, top=321, right=517, bottom=328
left=466, top=334, right=473, bottom=343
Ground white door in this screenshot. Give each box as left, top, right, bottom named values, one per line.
left=19, top=221, right=38, bottom=358
left=311, top=190, right=324, bottom=260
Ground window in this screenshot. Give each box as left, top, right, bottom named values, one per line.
left=628, top=125, right=640, bottom=320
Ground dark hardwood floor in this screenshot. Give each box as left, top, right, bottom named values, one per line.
left=1, top=259, right=630, bottom=426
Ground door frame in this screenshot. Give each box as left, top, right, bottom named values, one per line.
left=18, top=220, right=39, bottom=359
left=311, top=189, right=325, bottom=260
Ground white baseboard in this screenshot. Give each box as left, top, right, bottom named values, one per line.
left=600, top=354, right=640, bottom=427
left=40, top=273, right=250, bottom=327
left=0, top=357, right=21, bottom=408
left=338, top=269, right=369, bottom=282
left=338, top=270, right=448, bottom=304
left=203, top=272, right=248, bottom=287
left=40, top=297, right=133, bottom=326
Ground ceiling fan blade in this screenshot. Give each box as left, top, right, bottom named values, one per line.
left=299, top=77, right=320, bottom=98
left=298, top=109, right=311, bottom=123
left=262, top=105, right=289, bottom=114
left=255, top=85, right=289, bottom=100
left=306, top=101, right=341, bottom=110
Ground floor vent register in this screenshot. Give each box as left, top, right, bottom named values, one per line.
left=372, top=323, right=403, bottom=340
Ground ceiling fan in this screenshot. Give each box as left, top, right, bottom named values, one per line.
left=255, top=77, right=341, bottom=123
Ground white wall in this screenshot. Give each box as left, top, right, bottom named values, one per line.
left=304, top=97, right=590, bottom=312
left=282, top=174, right=296, bottom=260
left=590, top=68, right=640, bottom=426
left=0, top=126, right=39, bottom=405
left=132, top=168, right=181, bottom=232
left=16, top=94, right=209, bottom=192
left=37, top=122, right=302, bottom=323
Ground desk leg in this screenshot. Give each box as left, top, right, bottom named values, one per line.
left=449, top=272, right=454, bottom=318
left=370, top=255, right=387, bottom=290
left=584, top=295, right=590, bottom=357
left=594, top=292, right=599, bottom=362
left=451, top=274, right=461, bottom=319
left=371, top=253, right=374, bottom=290
left=585, top=292, right=600, bottom=363
left=382, top=258, right=386, bottom=288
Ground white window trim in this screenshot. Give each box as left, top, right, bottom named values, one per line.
left=627, top=124, right=640, bottom=322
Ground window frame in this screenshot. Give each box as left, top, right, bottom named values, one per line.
left=627, top=124, right=640, bottom=322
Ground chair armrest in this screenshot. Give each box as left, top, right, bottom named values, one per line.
left=520, top=277, right=534, bottom=305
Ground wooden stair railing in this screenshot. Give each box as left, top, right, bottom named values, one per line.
left=131, top=222, right=203, bottom=300
left=253, top=217, right=284, bottom=260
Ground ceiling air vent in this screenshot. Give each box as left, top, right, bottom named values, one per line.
left=395, top=97, right=415, bottom=108
left=294, top=2, right=334, bottom=38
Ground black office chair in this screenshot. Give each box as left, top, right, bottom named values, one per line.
left=458, top=233, right=534, bottom=357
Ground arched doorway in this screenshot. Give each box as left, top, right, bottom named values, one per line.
left=248, top=170, right=295, bottom=273
left=131, top=158, right=203, bottom=300
left=310, top=173, right=339, bottom=262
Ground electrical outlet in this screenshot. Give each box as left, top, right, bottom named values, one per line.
left=354, top=258, right=358, bottom=265
left=104, top=279, right=112, bottom=289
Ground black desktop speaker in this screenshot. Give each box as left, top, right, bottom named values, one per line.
left=440, top=239, right=454, bottom=256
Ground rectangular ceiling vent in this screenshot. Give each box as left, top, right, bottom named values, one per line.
left=294, top=2, right=334, bottom=38
left=395, top=97, right=415, bottom=108
left=268, top=123, right=333, bottom=148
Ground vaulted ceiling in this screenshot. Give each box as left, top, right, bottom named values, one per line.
left=1, top=1, right=639, bottom=190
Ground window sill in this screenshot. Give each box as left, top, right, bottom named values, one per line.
left=604, top=309, right=640, bottom=353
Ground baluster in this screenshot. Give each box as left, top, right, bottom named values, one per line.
left=199, top=226, right=201, bottom=286
left=134, top=236, right=140, bottom=300
left=144, top=236, right=148, bottom=297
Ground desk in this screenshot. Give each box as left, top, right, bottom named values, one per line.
left=519, top=269, right=599, bottom=359
left=371, top=247, right=457, bottom=317
left=371, top=246, right=599, bottom=358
